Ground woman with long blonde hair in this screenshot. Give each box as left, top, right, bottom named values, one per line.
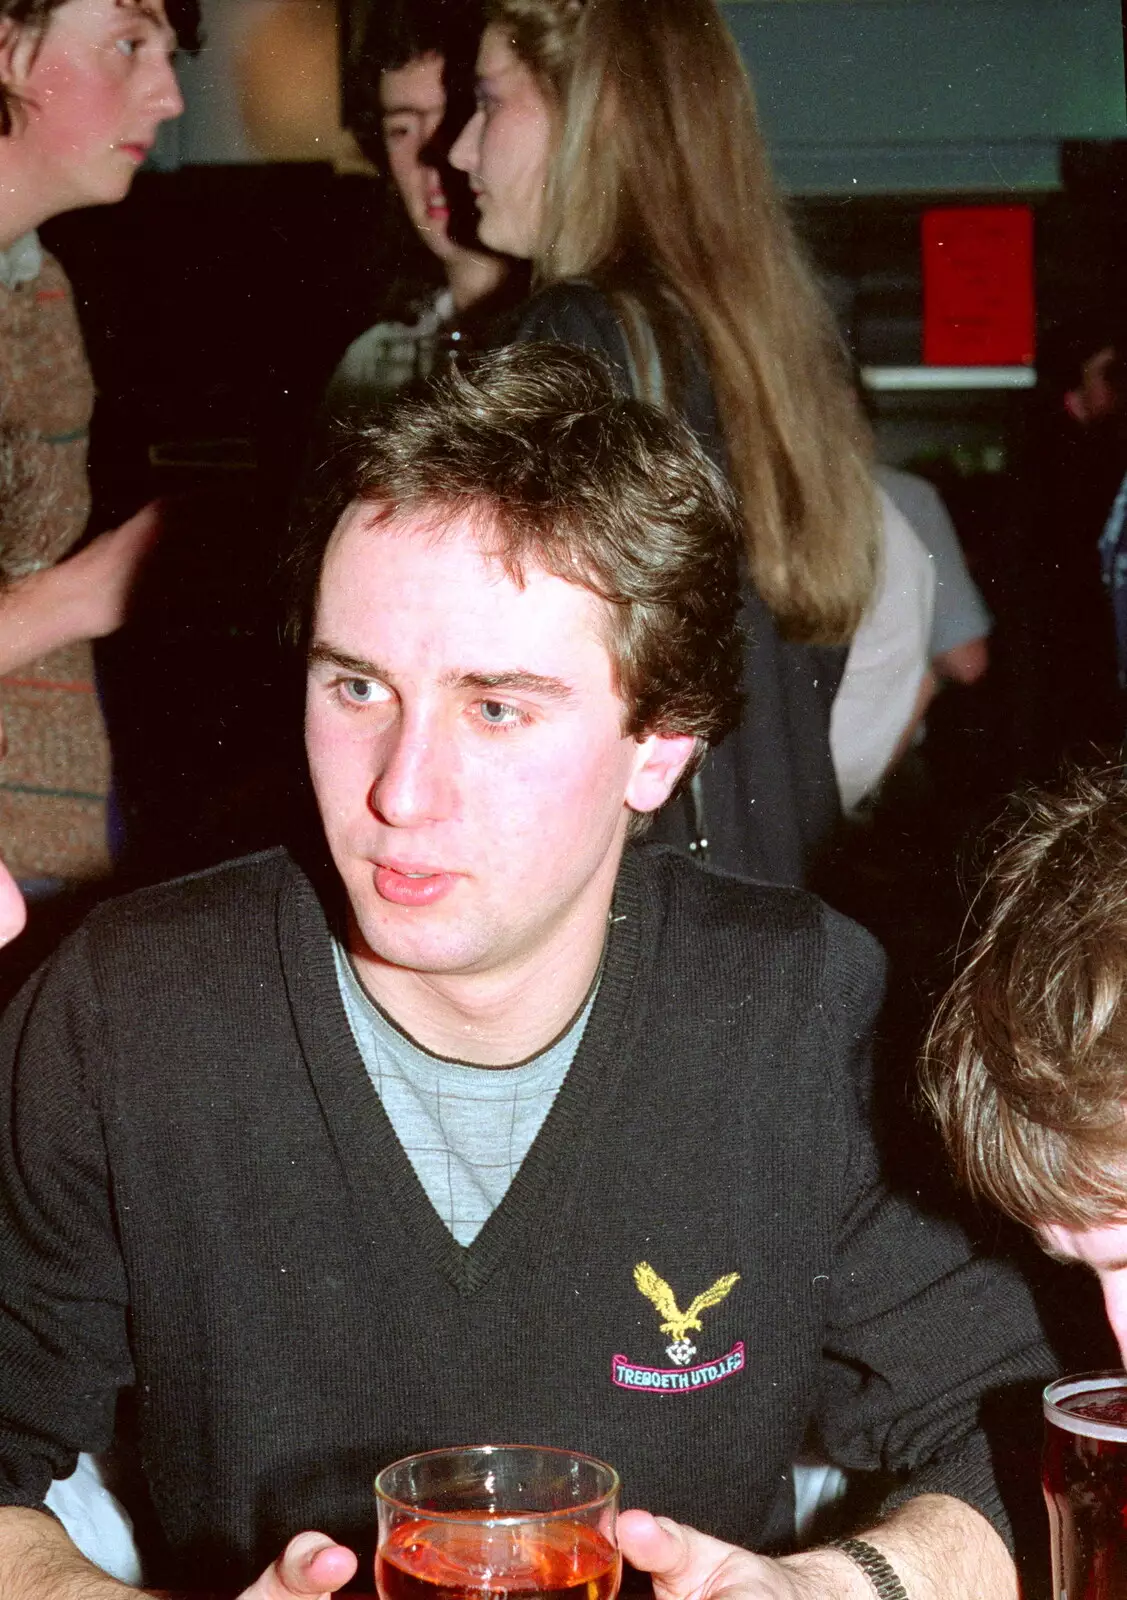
left=451, top=0, right=932, bottom=882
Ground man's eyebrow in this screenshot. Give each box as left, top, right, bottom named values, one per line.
left=380, top=102, right=431, bottom=118
left=307, top=645, right=384, bottom=677
left=114, top=1, right=176, bottom=42
left=452, top=670, right=574, bottom=699
left=306, top=650, right=573, bottom=701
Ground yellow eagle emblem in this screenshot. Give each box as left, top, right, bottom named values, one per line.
left=633, top=1261, right=741, bottom=1365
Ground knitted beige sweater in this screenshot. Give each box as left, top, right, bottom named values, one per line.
left=0, top=246, right=109, bottom=882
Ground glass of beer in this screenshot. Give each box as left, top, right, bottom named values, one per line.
left=375, top=1445, right=621, bottom=1600
left=1044, top=1371, right=1127, bottom=1597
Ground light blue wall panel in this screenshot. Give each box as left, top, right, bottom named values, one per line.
left=720, top=0, right=1126, bottom=193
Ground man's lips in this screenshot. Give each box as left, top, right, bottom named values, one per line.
left=117, top=141, right=153, bottom=162
left=374, top=863, right=458, bottom=907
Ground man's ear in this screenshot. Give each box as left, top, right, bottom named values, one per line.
left=625, top=732, right=699, bottom=817
left=1064, top=387, right=1089, bottom=424
left=1066, top=346, right=1121, bottom=426
left=0, top=18, right=32, bottom=96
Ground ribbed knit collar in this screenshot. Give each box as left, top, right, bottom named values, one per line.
left=276, top=849, right=650, bottom=1296
left=0, top=231, right=41, bottom=290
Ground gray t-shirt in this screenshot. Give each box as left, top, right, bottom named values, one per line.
left=333, top=942, right=596, bottom=1245
left=876, top=464, right=992, bottom=659
left=323, top=289, right=454, bottom=414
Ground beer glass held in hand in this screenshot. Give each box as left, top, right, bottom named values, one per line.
left=1044, top=1372, right=1127, bottom=1598
left=374, top=1445, right=621, bottom=1600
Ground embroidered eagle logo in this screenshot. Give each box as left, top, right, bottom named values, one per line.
left=633, top=1261, right=741, bottom=1366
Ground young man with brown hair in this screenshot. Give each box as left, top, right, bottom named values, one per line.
left=326, top=0, right=514, bottom=414
left=0, top=345, right=1050, bottom=1600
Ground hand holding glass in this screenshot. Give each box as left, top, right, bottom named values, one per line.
left=375, top=1445, right=621, bottom=1600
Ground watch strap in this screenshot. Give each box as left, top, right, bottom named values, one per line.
left=828, top=1537, right=910, bottom=1600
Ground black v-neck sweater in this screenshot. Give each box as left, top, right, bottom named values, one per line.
left=0, top=847, right=1052, bottom=1590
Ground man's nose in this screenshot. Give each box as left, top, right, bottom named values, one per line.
left=151, top=57, right=185, bottom=122
left=448, top=109, right=482, bottom=174
left=370, top=711, right=455, bottom=827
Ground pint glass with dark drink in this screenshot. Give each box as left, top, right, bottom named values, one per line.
left=1044, top=1372, right=1127, bottom=1597
left=375, top=1445, right=621, bottom=1600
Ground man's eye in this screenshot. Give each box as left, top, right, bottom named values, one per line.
left=340, top=679, right=381, bottom=706
left=479, top=700, right=521, bottom=727
left=383, top=116, right=420, bottom=145
left=114, top=36, right=141, bottom=56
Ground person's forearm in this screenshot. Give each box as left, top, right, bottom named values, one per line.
left=0, top=562, right=94, bottom=674
left=934, top=635, right=989, bottom=686
left=887, top=667, right=938, bottom=769
left=781, top=1494, right=1017, bottom=1600
left=0, top=1506, right=146, bottom=1599
left=0, top=502, right=162, bottom=675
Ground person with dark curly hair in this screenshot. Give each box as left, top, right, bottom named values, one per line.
left=326, top=0, right=516, bottom=413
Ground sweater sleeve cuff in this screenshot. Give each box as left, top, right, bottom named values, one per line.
left=879, top=1440, right=1014, bottom=1550
left=0, top=1491, right=61, bottom=1519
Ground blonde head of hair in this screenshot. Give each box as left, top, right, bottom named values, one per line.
left=486, top=0, right=877, bottom=645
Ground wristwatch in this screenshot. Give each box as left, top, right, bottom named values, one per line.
left=828, top=1537, right=910, bottom=1599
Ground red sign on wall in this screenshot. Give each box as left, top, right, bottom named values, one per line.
left=922, top=206, right=1035, bottom=366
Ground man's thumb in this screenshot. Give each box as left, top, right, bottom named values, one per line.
left=616, top=1510, right=691, bottom=1579
left=243, top=1530, right=358, bottom=1597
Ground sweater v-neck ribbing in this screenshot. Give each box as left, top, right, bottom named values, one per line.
left=279, top=855, right=645, bottom=1295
